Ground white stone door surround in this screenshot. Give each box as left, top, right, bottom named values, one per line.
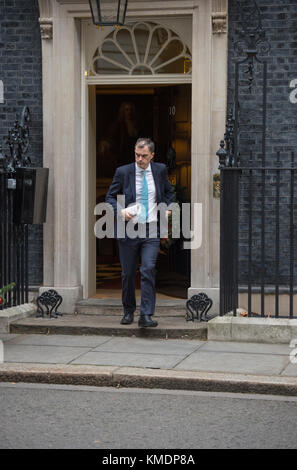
left=38, top=0, right=228, bottom=313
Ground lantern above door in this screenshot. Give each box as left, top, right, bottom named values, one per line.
left=89, top=0, right=128, bottom=27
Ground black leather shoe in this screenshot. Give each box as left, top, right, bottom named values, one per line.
left=138, top=315, right=158, bottom=328
left=120, top=313, right=134, bottom=325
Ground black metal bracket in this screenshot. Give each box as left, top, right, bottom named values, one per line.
left=186, top=293, right=213, bottom=322
left=36, top=289, right=63, bottom=319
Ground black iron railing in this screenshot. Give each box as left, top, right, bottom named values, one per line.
left=0, top=107, right=31, bottom=310
left=217, top=0, right=296, bottom=318
left=218, top=147, right=297, bottom=318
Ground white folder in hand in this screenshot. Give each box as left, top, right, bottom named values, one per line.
left=125, top=203, right=142, bottom=223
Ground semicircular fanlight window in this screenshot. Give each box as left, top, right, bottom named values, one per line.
left=90, top=21, right=192, bottom=76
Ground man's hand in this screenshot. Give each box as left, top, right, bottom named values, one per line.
left=121, top=209, right=134, bottom=221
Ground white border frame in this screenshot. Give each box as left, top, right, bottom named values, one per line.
left=81, top=15, right=193, bottom=298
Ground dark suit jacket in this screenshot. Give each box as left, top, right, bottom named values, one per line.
left=105, top=161, right=174, bottom=237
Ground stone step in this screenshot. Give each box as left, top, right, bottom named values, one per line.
left=75, top=298, right=188, bottom=317
left=9, top=314, right=207, bottom=340
left=0, top=303, right=37, bottom=333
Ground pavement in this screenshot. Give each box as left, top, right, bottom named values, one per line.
left=0, top=330, right=297, bottom=396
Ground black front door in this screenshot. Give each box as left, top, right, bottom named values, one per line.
left=153, top=85, right=192, bottom=298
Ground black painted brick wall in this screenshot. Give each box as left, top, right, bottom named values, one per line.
left=228, top=0, right=297, bottom=285
left=0, top=0, right=43, bottom=286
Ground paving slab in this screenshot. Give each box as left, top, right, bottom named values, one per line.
left=3, top=344, right=92, bottom=365
left=3, top=333, right=112, bottom=348
left=199, top=341, right=291, bottom=356
left=91, top=336, right=204, bottom=355
left=70, top=351, right=184, bottom=369
left=174, top=350, right=290, bottom=376
left=0, top=334, right=21, bottom=343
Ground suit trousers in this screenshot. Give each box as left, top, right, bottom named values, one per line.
left=117, top=224, right=160, bottom=317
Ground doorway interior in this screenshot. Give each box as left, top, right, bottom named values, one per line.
left=95, top=83, right=191, bottom=299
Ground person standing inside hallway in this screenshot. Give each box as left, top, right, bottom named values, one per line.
left=105, top=138, right=173, bottom=327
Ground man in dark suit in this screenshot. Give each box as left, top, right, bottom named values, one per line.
left=106, top=138, right=173, bottom=327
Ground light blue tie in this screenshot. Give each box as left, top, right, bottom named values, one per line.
left=140, top=169, right=149, bottom=223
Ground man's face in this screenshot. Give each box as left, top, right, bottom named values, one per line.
left=135, top=145, right=154, bottom=170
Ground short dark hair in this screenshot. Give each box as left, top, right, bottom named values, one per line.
left=135, top=137, right=155, bottom=154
